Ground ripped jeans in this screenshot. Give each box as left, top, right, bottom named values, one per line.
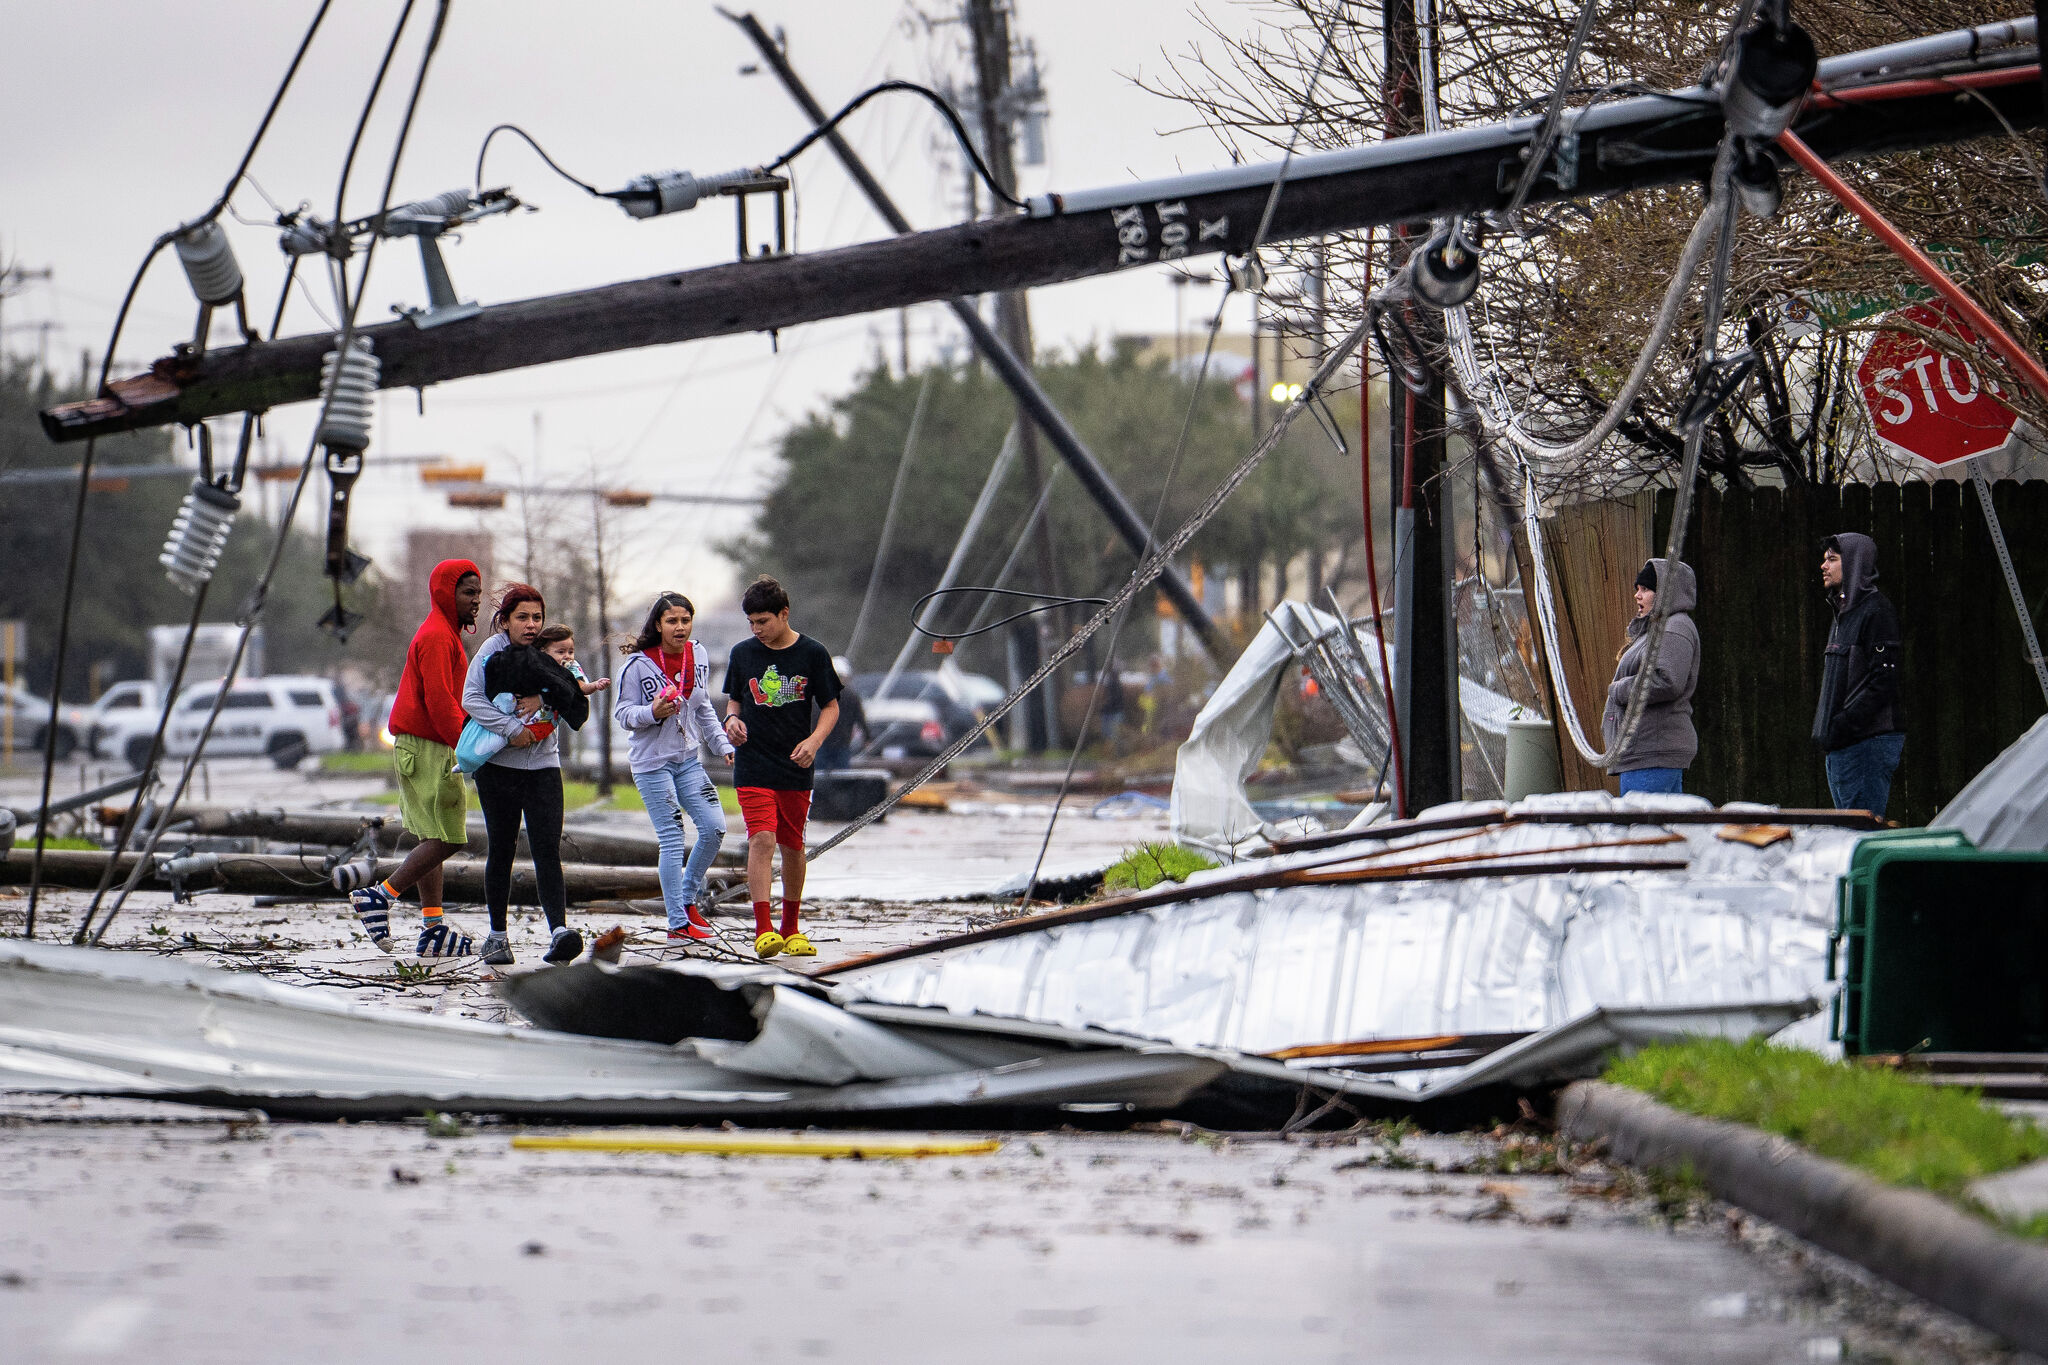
left=632, top=757, right=728, bottom=928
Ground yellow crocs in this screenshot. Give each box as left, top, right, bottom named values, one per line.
left=754, top=930, right=786, bottom=959
left=780, top=932, right=817, bottom=958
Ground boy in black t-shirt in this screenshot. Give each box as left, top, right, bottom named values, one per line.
left=721, top=575, right=842, bottom=959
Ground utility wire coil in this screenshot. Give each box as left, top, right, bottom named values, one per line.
left=911, top=587, right=1109, bottom=642
left=768, top=80, right=1026, bottom=210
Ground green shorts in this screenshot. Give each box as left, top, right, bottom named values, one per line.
left=393, top=733, right=467, bottom=844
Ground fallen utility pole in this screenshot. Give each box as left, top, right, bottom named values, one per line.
left=0, top=846, right=710, bottom=905
left=40, top=30, right=2037, bottom=424
left=726, top=7, right=1216, bottom=656
left=94, top=804, right=725, bottom=868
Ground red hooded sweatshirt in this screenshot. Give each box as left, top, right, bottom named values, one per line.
left=386, top=558, right=479, bottom=748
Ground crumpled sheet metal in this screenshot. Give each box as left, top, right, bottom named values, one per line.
left=1935, top=711, right=2048, bottom=852
left=1227, top=1001, right=1818, bottom=1101
left=833, top=795, right=1866, bottom=1090
left=1171, top=602, right=1520, bottom=858
left=0, top=939, right=1224, bottom=1118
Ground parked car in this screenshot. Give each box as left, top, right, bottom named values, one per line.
left=860, top=694, right=948, bottom=758
left=0, top=683, right=92, bottom=760
left=86, top=679, right=161, bottom=761
left=852, top=666, right=1003, bottom=750
left=147, top=676, right=348, bottom=769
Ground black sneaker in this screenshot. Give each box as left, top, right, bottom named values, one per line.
left=478, top=931, right=513, bottom=965
left=542, top=926, right=583, bottom=964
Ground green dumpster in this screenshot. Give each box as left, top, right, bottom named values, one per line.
left=1831, top=828, right=2048, bottom=1056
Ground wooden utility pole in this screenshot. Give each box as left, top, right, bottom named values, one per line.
left=589, top=486, right=616, bottom=798
left=1385, top=0, right=1461, bottom=811
left=968, top=0, right=1063, bottom=748
left=0, top=260, right=53, bottom=370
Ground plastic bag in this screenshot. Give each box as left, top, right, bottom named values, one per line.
left=455, top=692, right=518, bottom=774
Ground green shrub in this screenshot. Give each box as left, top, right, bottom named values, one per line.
left=1101, top=842, right=1218, bottom=894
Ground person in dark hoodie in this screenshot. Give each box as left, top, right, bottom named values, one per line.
left=1813, top=532, right=1904, bottom=816
left=351, top=559, right=483, bottom=958
left=1601, top=558, right=1701, bottom=795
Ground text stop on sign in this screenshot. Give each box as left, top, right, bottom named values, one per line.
left=1857, top=302, right=2020, bottom=467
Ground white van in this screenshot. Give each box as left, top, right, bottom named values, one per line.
left=141, top=676, right=348, bottom=769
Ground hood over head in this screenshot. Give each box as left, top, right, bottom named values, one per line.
left=1823, top=532, right=1879, bottom=613
left=428, top=559, right=481, bottom=631
left=1641, top=558, right=1696, bottom=615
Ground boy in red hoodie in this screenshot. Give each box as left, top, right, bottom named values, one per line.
left=352, top=559, right=483, bottom=957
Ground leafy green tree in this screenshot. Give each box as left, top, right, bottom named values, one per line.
left=0, top=357, right=407, bottom=697
left=722, top=343, right=1370, bottom=677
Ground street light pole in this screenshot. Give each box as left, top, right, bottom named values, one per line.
left=589, top=486, right=616, bottom=798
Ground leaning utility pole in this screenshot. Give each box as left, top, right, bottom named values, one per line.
left=723, top=10, right=1221, bottom=661
left=1385, top=0, right=1461, bottom=812
left=967, top=0, right=1062, bottom=749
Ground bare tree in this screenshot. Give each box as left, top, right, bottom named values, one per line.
left=1151, top=0, right=2048, bottom=500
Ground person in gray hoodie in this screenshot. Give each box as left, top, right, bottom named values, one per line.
left=1601, top=557, right=1701, bottom=795
left=615, top=591, right=734, bottom=942
left=1812, top=532, right=1904, bottom=816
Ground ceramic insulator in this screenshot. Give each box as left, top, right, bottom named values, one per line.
left=316, top=338, right=379, bottom=454
left=159, top=479, right=239, bottom=594
left=174, top=221, right=244, bottom=305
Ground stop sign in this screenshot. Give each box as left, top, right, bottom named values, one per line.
left=1857, top=303, right=2019, bottom=467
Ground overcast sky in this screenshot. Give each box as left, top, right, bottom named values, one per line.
left=2, top=0, right=1285, bottom=610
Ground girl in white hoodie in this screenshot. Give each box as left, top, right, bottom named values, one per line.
left=615, top=592, right=733, bottom=941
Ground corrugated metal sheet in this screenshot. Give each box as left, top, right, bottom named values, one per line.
left=1936, top=712, right=2048, bottom=851
left=0, top=940, right=1225, bottom=1118
left=832, top=796, right=1864, bottom=1091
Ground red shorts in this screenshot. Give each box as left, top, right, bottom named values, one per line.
left=737, top=787, right=811, bottom=847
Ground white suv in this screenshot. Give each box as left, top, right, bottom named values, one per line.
left=148, top=676, right=348, bottom=769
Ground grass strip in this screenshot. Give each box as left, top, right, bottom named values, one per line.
left=319, top=751, right=396, bottom=774
left=1101, top=841, right=1219, bottom=893
left=1607, top=1037, right=2048, bottom=1235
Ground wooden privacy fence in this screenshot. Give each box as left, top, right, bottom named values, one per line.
left=1521, top=479, right=2048, bottom=826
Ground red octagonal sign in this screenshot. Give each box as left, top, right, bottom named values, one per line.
left=1857, top=302, right=2019, bottom=467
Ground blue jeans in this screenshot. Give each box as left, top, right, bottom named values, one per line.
left=632, top=758, right=727, bottom=927
left=1826, top=732, right=1904, bottom=818
left=1617, top=767, right=1684, bottom=795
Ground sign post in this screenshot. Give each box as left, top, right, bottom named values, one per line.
left=0, top=619, right=21, bottom=760
left=1857, top=305, right=2048, bottom=703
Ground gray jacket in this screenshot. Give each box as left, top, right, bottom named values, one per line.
left=615, top=647, right=732, bottom=773
left=463, top=632, right=560, bottom=771
left=1601, top=557, right=1701, bottom=773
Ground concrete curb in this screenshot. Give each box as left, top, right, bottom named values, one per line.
left=1557, top=1080, right=2048, bottom=1357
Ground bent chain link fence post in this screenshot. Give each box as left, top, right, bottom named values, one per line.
left=1971, top=466, right=2048, bottom=707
